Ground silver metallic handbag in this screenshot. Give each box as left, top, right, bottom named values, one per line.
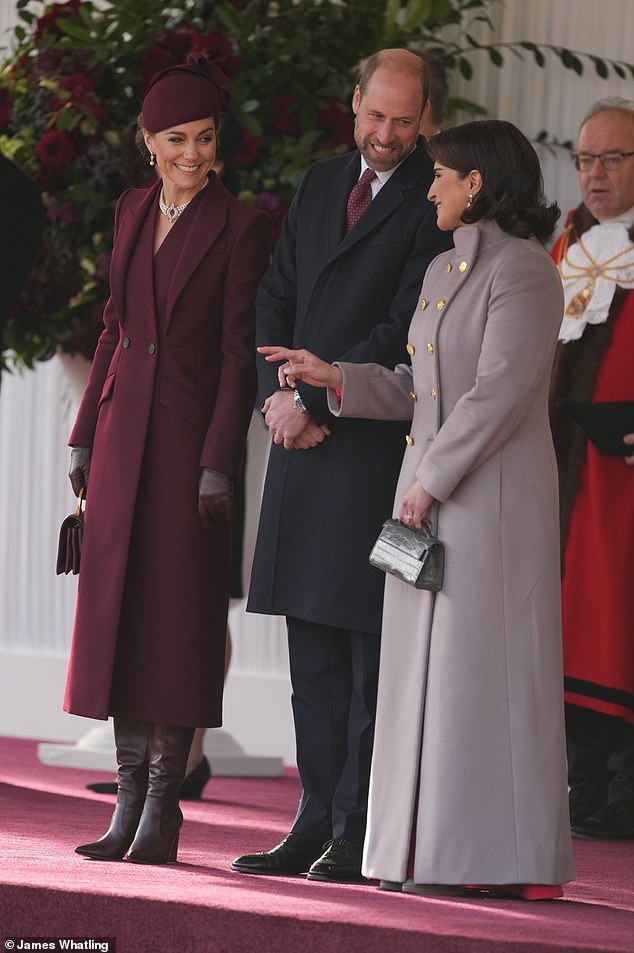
left=369, top=518, right=444, bottom=591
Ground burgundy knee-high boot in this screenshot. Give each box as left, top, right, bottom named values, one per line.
left=126, top=723, right=194, bottom=865
left=75, top=718, right=150, bottom=860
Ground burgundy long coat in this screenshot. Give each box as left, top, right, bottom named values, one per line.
left=63, top=175, right=271, bottom=727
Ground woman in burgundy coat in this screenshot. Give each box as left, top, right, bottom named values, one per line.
left=65, top=55, right=272, bottom=865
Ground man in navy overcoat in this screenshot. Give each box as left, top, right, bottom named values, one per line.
left=234, top=49, right=452, bottom=882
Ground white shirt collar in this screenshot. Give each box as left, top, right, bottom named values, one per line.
left=359, top=151, right=414, bottom=195
left=596, top=205, right=634, bottom=226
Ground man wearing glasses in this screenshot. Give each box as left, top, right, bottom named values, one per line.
left=550, top=98, right=634, bottom=841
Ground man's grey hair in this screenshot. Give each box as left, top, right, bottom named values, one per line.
left=579, top=97, right=634, bottom=132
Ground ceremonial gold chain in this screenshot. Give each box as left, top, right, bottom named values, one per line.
left=560, top=232, right=634, bottom=318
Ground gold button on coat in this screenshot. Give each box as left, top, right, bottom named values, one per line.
left=409, top=391, right=417, bottom=402
left=459, top=260, right=469, bottom=272
left=445, top=261, right=452, bottom=273
left=427, top=343, right=434, bottom=354
left=406, top=435, right=414, bottom=446
left=437, top=299, right=445, bottom=311
left=420, top=298, right=428, bottom=311
left=431, top=388, right=437, bottom=400
left=406, top=343, right=415, bottom=356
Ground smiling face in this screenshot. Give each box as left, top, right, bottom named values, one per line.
left=351, top=65, right=425, bottom=172
left=144, top=117, right=217, bottom=202
left=427, top=162, right=481, bottom=231
left=577, top=110, right=634, bottom=220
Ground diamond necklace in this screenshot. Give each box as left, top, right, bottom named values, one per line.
left=159, top=177, right=208, bottom=224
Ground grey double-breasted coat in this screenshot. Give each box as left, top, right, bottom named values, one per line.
left=332, top=220, right=575, bottom=885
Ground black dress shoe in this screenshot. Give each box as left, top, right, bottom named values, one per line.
left=568, top=788, right=603, bottom=828
left=231, top=833, right=324, bottom=875
left=572, top=802, right=634, bottom=840
left=86, top=781, right=118, bottom=795
left=179, top=757, right=211, bottom=800
left=307, top=837, right=365, bottom=883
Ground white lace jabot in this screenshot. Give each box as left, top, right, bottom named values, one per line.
left=558, top=220, right=634, bottom=342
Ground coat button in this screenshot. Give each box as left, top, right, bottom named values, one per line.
left=122, top=336, right=130, bottom=349
left=409, top=391, right=417, bottom=402
left=427, top=342, right=434, bottom=355
left=406, top=343, right=415, bottom=356
left=437, top=299, right=446, bottom=311
left=406, top=435, right=414, bottom=446
left=420, top=298, right=428, bottom=311
left=431, top=388, right=438, bottom=400
left=445, top=261, right=452, bottom=273
left=148, top=342, right=156, bottom=355
left=459, top=260, right=469, bottom=272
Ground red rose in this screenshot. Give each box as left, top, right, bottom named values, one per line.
left=34, top=0, right=82, bottom=42
left=273, top=95, right=300, bottom=134
left=234, top=129, right=261, bottom=168
left=57, top=73, right=95, bottom=103
left=54, top=73, right=105, bottom=131
left=36, top=129, right=74, bottom=170
left=314, top=98, right=355, bottom=152
left=190, top=28, right=242, bottom=74
left=138, top=36, right=191, bottom=91
left=160, top=31, right=193, bottom=57
left=0, top=88, right=12, bottom=128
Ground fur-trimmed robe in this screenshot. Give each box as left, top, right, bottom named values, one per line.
left=549, top=205, right=633, bottom=552
left=550, top=204, right=634, bottom=726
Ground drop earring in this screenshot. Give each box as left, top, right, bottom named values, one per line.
left=466, top=193, right=474, bottom=209
left=149, top=153, right=156, bottom=168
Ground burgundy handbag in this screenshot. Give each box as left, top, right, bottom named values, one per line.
left=56, top=488, right=85, bottom=575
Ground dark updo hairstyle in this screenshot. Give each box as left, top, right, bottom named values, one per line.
left=426, top=119, right=560, bottom=242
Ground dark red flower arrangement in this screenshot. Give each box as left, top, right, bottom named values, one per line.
left=0, top=0, right=363, bottom=367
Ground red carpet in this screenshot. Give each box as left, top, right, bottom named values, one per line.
left=1, top=736, right=633, bottom=953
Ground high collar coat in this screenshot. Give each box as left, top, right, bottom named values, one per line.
left=64, top=176, right=272, bottom=727
left=248, top=145, right=452, bottom=635
left=333, top=221, right=575, bottom=885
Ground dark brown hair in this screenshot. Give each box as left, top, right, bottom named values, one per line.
left=418, top=50, right=449, bottom=128
left=427, top=119, right=560, bottom=241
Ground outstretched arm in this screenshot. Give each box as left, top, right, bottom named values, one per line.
left=258, top=346, right=343, bottom=391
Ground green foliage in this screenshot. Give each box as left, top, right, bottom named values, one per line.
left=0, top=0, right=631, bottom=369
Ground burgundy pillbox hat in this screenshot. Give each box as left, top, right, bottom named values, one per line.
left=142, top=53, right=232, bottom=133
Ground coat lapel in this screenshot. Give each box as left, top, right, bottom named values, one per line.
left=330, top=145, right=427, bottom=261
left=325, top=152, right=360, bottom=256
left=164, top=173, right=229, bottom=329
left=108, top=181, right=159, bottom=324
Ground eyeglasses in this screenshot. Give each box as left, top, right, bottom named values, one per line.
left=571, top=150, right=634, bottom=172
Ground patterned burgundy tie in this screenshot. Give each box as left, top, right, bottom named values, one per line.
left=346, top=168, right=377, bottom=233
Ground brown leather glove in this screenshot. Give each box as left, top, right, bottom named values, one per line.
left=198, top=468, right=234, bottom=528
left=69, top=446, right=91, bottom=497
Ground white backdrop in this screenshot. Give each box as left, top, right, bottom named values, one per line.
left=446, top=0, right=634, bottom=217
left=1, top=0, right=633, bottom=755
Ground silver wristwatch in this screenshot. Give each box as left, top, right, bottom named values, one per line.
left=293, top=389, right=308, bottom=414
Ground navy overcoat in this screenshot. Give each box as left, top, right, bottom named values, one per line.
left=248, top=145, right=451, bottom=634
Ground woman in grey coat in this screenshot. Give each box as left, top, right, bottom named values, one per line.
left=259, top=120, right=575, bottom=899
